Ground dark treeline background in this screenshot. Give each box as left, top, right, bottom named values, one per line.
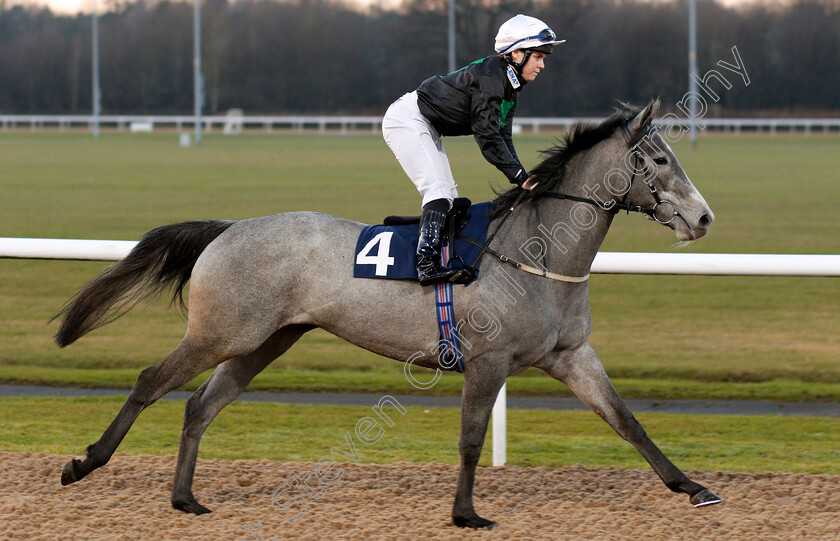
left=1, top=0, right=839, bottom=115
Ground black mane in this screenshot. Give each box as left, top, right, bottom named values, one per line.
left=490, top=103, right=643, bottom=219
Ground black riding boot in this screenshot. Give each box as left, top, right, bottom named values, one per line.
left=416, top=199, right=463, bottom=286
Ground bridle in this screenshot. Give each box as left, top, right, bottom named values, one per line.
left=460, top=120, right=686, bottom=283
left=544, top=120, right=681, bottom=225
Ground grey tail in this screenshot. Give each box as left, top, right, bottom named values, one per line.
left=52, top=220, right=235, bottom=347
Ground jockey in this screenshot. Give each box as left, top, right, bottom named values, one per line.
left=382, top=14, right=565, bottom=286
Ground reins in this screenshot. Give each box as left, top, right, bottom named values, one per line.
left=466, top=190, right=526, bottom=269
left=461, top=232, right=590, bottom=282
left=461, top=191, right=590, bottom=284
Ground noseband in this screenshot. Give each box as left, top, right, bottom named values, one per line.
left=545, top=120, right=680, bottom=225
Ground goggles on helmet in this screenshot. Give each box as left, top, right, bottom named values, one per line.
left=498, top=28, right=557, bottom=55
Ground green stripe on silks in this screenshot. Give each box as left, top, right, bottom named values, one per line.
left=443, top=57, right=486, bottom=77
left=500, top=99, right=515, bottom=128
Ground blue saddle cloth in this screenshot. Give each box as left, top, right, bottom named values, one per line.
left=353, top=202, right=493, bottom=282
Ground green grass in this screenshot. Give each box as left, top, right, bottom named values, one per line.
left=2, top=397, right=839, bottom=474
left=1, top=132, right=839, bottom=402
left=4, top=365, right=840, bottom=403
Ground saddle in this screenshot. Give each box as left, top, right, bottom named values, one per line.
left=383, top=197, right=472, bottom=233
left=384, top=198, right=472, bottom=280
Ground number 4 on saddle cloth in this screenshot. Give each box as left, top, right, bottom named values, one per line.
left=353, top=198, right=493, bottom=372
left=354, top=198, right=491, bottom=281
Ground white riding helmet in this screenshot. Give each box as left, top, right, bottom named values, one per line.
left=494, top=14, right=565, bottom=55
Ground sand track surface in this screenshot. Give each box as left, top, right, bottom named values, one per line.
left=1, top=451, right=839, bottom=540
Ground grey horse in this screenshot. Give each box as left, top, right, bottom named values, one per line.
left=54, top=99, right=721, bottom=529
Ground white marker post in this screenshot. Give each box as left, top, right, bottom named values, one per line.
left=492, top=383, right=506, bottom=466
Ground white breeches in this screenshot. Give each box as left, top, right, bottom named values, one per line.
left=382, top=91, right=458, bottom=209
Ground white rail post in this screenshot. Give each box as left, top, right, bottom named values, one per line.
left=492, top=382, right=507, bottom=466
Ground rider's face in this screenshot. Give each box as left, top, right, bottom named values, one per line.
left=520, top=51, right=547, bottom=83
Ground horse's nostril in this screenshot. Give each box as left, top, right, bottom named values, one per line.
left=698, top=214, right=712, bottom=229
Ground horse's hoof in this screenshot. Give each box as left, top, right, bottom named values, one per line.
left=690, top=488, right=723, bottom=508
left=453, top=514, right=498, bottom=529
left=172, top=496, right=213, bottom=515
left=60, top=458, right=81, bottom=486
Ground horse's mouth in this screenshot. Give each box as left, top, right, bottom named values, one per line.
left=674, top=214, right=712, bottom=241
left=676, top=227, right=705, bottom=242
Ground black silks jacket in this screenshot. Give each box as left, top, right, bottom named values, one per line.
left=416, top=55, right=528, bottom=185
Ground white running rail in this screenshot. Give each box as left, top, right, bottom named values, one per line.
left=3, top=114, right=840, bottom=135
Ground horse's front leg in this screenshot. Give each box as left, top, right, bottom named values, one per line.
left=540, top=344, right=722, bottom=507
left=452, top=362, right=507, bottom=529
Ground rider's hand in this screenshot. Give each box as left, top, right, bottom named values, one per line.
left=520, top=176, right=539, bottom=191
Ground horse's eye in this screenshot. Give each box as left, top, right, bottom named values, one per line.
left=653, top=157, right=668, bottom=166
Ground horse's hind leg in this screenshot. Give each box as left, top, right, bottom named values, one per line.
left=60, top=335, right=230, bottom=487
left=540, top=344, right=722, bottom=507
left=171, top=325, right=313, bottom=515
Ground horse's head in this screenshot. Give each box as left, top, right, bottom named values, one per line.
left=494, top=99, right=714, bottom=243
left=616, top=98, right=714, bottom=241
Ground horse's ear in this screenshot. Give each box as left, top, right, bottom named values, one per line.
left=627, top=97, right=661, bottom=136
